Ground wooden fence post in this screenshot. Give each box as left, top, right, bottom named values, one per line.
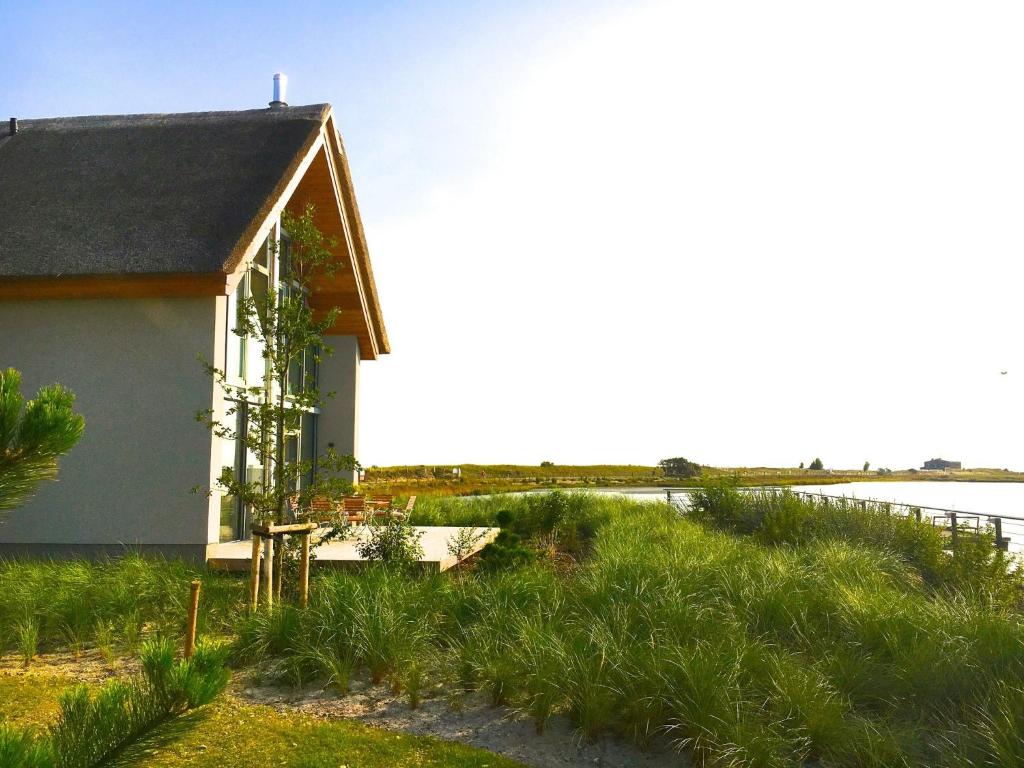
left=185, top=580, right=201, bottom=659
left=949, top=512, right=958, bottom=549
left=249, top=535, right=262, bottom=611
left=300, top=533, right=311, bottom=608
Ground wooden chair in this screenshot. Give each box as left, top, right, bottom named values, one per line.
left=369, top=494, right=394, bottom=508
left=404, top=495, right=417, bottom=513
left=342, top=495, right=367, bottom=524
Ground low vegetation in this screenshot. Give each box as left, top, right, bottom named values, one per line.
left=2, top=638, right=229, bottom=767
left=0, top=556, right=244, bottom=657
left=0, top=677, right=522, bottom=768
left=361, top=463, right=1024, bottom=496
left=2, top=490, right=1022, bottom=767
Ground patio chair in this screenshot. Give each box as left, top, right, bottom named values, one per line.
left=342, top=495, right=367, bottom=524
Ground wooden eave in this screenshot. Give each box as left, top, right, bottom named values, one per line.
left=0, top=106, right=389, bottom=361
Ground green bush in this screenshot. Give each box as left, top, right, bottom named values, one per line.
left=355, top=519, right=425, bottom=566
left=477, top=530, right=535, bottom=573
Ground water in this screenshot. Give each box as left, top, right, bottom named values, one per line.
left=790, top=481, right=1024, bottom=519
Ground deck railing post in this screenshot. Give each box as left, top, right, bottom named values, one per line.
left=911, top=507, right=921, bottom=523
left=993, top=517, right=1007, bottom=551
left=949, top=512, right=958, bottom=549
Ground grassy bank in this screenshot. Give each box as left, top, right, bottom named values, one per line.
left=237, top=493, right=1023, bottom=767
left=361, top=464, right=1024, bottom=496
left=0, top=676, right=522, bottom=768
left=2, top=491, right=1023, bottom=766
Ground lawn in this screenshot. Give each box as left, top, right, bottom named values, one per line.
left=0, top=675, right=524, bottom=768
left=2, top=489, right=1023, bottom=767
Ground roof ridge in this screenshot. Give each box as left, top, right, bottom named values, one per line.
left=16, top=104, right=331, bottom=131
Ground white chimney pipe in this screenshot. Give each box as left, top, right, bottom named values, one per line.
left=270, top=73, right=288, bottom=108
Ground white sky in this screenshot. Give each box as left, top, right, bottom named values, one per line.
left=358, top=0, right=1024, bottom=470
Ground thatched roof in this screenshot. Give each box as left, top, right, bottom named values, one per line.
left=0, top=105, right=328, bottom=277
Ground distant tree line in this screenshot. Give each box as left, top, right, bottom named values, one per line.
left=658, top=457, right=702, bottom=478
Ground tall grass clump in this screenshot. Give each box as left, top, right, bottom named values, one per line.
left=0, top=555, right=244, bottom=654
left=47, top=637, right=229, bottom=768
left=0, top=725, right=52, bottom=768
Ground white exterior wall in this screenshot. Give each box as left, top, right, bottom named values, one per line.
left=0, top=297, right=222, bottom=561
left=316, top=335, right=360, bottom=476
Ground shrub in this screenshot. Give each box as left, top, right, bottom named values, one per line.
left=478, top=531, right=535, bottom=572
left=355, top=519, right=424, bottom=566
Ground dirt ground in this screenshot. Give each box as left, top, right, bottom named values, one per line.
left=239, top=674, right=687, bottom=768
left=0, top=649, right=140, bottom=682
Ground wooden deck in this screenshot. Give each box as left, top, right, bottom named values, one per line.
left=207, top=526, right=499, bottom=573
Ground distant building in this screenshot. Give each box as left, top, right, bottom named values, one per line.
left=922, top=458, right=961, bottom=470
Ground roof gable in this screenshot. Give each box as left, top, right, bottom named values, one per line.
left=0, top=106, right=326, bottom=277
left=0, top=104, right=388, bottom=359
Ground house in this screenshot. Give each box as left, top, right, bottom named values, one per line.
left=0, top=87, right=389, bottom=561
left=922, top=458, right=961, bottom=470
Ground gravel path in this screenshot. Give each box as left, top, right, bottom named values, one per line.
left=240, top=676, right=687, bottom=768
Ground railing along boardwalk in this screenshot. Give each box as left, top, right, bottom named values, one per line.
left=663, top=487, right=1024, bottom=556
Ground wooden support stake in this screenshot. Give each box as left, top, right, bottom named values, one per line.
left=274, top=534, right=284, bottom=602
left=249, top=535, right=262, bottom=610
left=300, top=533, right=311, bottom=608
left=263, top=536, right=274, bottom=610
left=185, top=580, right=201, bottom=659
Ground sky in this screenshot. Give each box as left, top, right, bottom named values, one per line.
left=3, top=1, right=1023, bottom=470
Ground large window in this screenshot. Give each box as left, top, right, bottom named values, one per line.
left=218, top=406, right=244, bottom=542
left=218, top=226, right=321, bottom=540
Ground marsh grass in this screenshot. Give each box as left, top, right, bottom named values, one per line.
left=234, top=494, right=1024, bottom=767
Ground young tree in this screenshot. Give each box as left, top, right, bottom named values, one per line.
left=198, top=205, right=358, bottom=535
left=0, top=368, right=85, bottom=517
left=863, top=460, right=870, bottom=472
